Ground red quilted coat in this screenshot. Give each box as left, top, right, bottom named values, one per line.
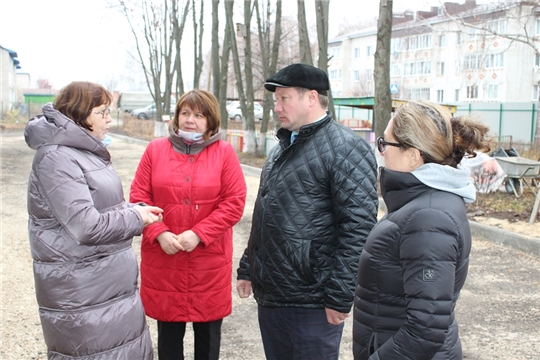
left=130, top=134, right=247, bottom=322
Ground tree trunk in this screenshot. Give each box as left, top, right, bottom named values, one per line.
left=173, top=0, right=191, bottom=97
left=192, top=0, right=204, bottom=89
left=373, top=0, right=393, bottom=137
left=225, top=0, right=248, bottom=146
left=315, top=0, right=334, bottom=117
left=211, top=0, right=220, bottom=97
left=297, top=0, right=313, bottom=65
left=255, top=0, right=282, bottom=156
left=219, top=0, right=233, bottom=139
left=242, top=0, right=257, bottom=154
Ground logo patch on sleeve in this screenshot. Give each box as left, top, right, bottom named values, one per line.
left=423, top=269, right=435, bottom=281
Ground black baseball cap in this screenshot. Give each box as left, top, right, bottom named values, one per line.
left=264, top=63, right=330, bottom=96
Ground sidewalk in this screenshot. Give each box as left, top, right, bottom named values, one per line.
left=1, top=131, right=539, bottom=359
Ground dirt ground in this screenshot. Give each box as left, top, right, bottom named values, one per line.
left=1, top=130, right=540, bottom=359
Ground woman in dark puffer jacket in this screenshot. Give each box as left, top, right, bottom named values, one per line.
left=353, top=101, right=491, bottom=360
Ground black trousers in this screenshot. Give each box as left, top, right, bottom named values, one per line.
left=157, top=319, right=223, bottom=360
left=258, top=305, right=344, bottom=360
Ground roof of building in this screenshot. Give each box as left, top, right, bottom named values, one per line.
left=329, top=0, right=525, bottom=42
left=0, top=44, right=21, bottom=69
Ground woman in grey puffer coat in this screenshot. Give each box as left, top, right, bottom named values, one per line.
left=353, top=101, right=492, bottom=360
left=24, top=81, right=163, bottom=359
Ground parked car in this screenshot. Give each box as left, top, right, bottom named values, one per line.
left=228, top=102, right=263, bottom=121
left=131, top=103, right=174, bottom=120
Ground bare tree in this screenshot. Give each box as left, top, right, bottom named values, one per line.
left=373, top=0, right=393, bottom=137
left=172, top=0, right=191, bottom=97
left=219, top=1, right=233, bottom=138
left=226, top=1, right=258, bottom=154
left=297, top=0, right=313, bottom=65
left=314, top=0, right=335, bottom=117
left=242, top=0, right=258, bottom=154
left=211, top=0, right=221, bottom=96
left=119, top=0, right=176, bottom=121
left=255, top=0, right=283, bottom=155
left=192, top=0, right=205, bottom=89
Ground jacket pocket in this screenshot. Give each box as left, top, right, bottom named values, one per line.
left=368, top=331, right=379, bottom=356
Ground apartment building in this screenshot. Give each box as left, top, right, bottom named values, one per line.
left=328, top=0, right=540, bottom=103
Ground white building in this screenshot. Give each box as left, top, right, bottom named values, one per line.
left=0, top=45, right=21, bottom=115
left=328, top=0, right=540, bottom=103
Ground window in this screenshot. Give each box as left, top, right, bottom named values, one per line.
left=390, top=64, right=402, bottom=77
left=404, top=88, right=430, bottom=100
left=353, top=47, right=360, bottom=59
left=467, top=28, right=479, bottom=40
left=329, top=69, right=341, bottom=80
left=366, top=45, right=373, bottom=57
left=391, top=38, right=402, bottom=54
left=463, top=55, right=482, bottom=70
left=418, top=34, right=432, bottom=49
left=487, top=84, right=499, bottom=99
left=365, top=69, right=373, bottom=81
left=487, top=18, right=506, bottom=34
left=404, top=61, right=431, bottom=76
left=485, top=53, right=504, bottom=68
left=406, top=34, right=432, bottom=50
left=457, top=32, right=462, bottom=45
left=536, top=19, right=540, bottom=35
left=437, top=62, right=445, bottom=75
left=466, top=85, right=478, bottom=99
left=455, top=89, right=460, bottom=102
left=536, top=53, right=540, bottom=67
left=455, top=60, right=461, bottom=74
left=437, top=90, right=444, bottom=103
left=439, top=34, right=447, bottom=47
left=533, top=85, right=540, bottom=101
left=329, top=46, right=341, bottom=59
left=353, top=70, right=360, bottom=81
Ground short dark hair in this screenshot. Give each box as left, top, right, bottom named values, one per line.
left=170, top=90, right=221, bottom=139
left=54, top=81, right=112, bottom=131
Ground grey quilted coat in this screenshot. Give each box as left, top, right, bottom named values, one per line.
left=237, top=113, right=379, bottom=312
left=25, top=103, right=153, bottom=359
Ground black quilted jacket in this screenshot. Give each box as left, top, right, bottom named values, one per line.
left=237, top=113, right=378, bottom=312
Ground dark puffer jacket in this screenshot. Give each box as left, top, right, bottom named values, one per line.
left=237, top=113, right=378, bottom=312
left=353, top=167, right=474, bottom=360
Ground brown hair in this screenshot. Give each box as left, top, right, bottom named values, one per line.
left=295, top=87, right=329, bottom=108
left=54, top=81, right=112, bottom=131
left=391, top=100, right=492, bottom=168
left=169, top=90, right=221, bottom=140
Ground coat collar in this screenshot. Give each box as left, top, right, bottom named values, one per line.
left=168, top=130, right=222, bottom=155
left=276, top=111, right=333, bottom=147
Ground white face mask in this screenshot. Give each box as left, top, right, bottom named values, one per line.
left=177, top=129, right=204, bottom=143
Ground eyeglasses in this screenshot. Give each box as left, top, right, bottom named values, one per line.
left=377, top=136, right=402, bottom=153
left=93, top=108, right=111, bottom=118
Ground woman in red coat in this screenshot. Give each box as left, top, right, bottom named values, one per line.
left=130, top=89, right=247, bottom=360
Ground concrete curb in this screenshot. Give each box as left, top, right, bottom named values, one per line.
left=469, top=221, right=540, bottom=256
left=109, top=133, right=540, bottom=257
left=109, top=132, right=151, bottom=147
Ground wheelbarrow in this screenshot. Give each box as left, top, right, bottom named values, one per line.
left=494, top=157, right=540, bottom=198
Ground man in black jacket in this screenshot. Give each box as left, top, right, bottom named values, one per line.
left=236, top=63, right=378, bottom=360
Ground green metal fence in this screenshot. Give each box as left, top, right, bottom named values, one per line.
left=455, top=102, right=538, bottom=144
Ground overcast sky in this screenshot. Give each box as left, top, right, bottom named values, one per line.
left=1, top=0, right=469, bottom=91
